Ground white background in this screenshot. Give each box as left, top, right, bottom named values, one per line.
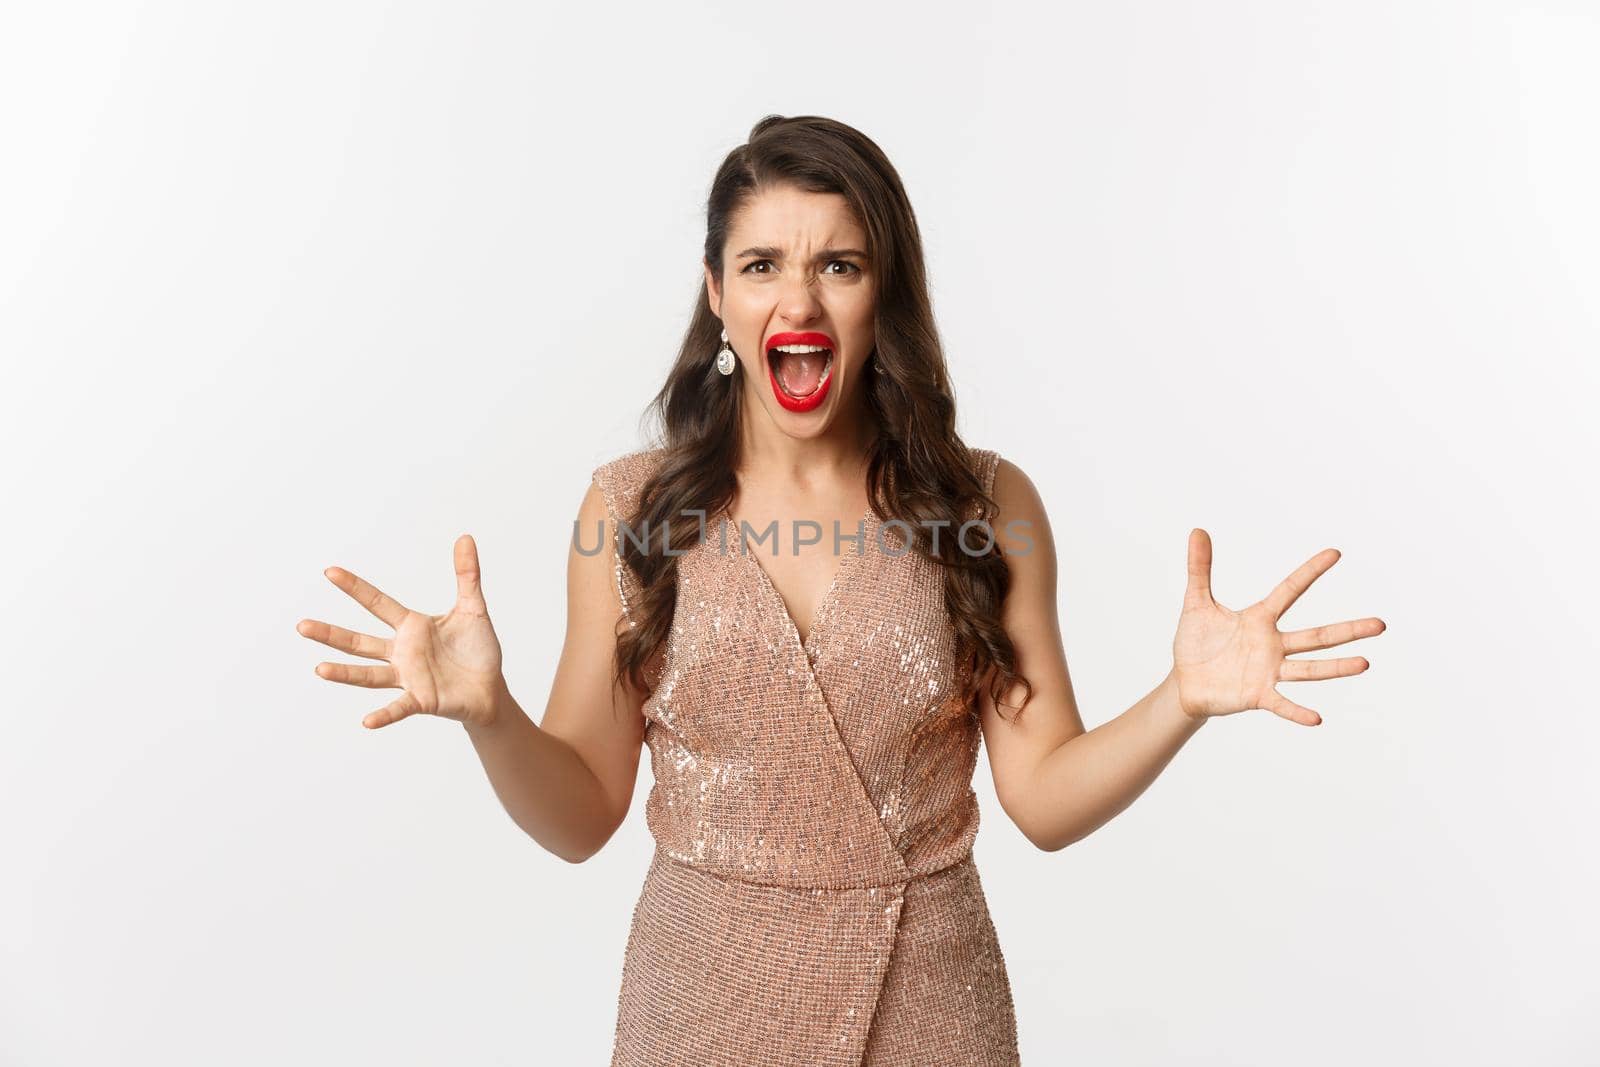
left=3, top=2, right=1596, bottom=1063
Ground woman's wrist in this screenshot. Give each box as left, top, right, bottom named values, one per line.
left=1157, top=666, right=1208, bottom=733
left=464, top=672, right=518, bottom=733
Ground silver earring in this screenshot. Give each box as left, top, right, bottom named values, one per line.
left=873, top=349, right=886, bottom=375
left=716, top=328, right=736, bottom=376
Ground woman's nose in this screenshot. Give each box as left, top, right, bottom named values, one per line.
left=776, top=273, right=823, bottom=317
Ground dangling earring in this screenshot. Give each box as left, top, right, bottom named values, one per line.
left=716, top=328, right=736, bottom=376
left=872, top=348, right=886, bottom=375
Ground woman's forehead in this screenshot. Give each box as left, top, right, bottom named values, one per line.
left=730, top=186, right=865, bottom=246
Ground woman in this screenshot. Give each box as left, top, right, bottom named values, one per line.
left=296, top=115, right=1385, bottom=1065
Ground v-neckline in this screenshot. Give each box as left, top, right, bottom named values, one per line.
left=716, top=498, right=878, bottom=656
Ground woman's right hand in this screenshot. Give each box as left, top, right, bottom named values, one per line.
left=297, top=534, right=507, bottom=729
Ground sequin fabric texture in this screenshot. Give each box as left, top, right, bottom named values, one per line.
left=591, top=446, right=1019, bottom=1067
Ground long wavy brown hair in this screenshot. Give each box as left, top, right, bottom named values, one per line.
left=611, top=114, right=1033, bottom=723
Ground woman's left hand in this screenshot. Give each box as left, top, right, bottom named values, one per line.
left=1171, top=529, right=1385, bottom=726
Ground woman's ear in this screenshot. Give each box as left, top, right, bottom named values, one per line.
left=703, top=259, right=720, bottom=317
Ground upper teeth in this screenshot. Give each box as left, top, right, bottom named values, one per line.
left=770, top=343, right=831, bottom=354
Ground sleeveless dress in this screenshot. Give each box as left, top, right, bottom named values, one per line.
left=590, top=446, right=1020, bottom=1067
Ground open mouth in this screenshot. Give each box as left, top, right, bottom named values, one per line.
left=766, top=344, right=834, bottom=401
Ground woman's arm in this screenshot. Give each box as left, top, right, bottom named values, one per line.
left=976, top=458, right=1201, bottom=852
left=977, top=458, right=1381, bottom=852
left=460, top=479, right=648, bottom=863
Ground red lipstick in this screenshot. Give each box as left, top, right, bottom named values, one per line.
left=764, top=331, right=836, bottom=413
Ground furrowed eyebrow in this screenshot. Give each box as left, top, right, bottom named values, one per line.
left=734, top=246, right=870, bottom=261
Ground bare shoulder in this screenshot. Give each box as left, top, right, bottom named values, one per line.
left=988, top=456, right=1054, bottom=568
left=990, top=455, right=1041, bottom=505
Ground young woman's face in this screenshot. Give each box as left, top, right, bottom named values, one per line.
left=705, top=184, right=877, bottom=433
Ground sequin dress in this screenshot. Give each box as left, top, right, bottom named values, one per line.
left=590, top=446, right=1019, bottom=1067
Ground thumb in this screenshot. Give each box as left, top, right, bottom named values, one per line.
left=1184, top=527, right=1215, bottom=609
left=454, top=533, right=489, bottom=614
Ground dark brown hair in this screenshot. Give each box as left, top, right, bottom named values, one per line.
left=612, top=114, right=1032, bottom=722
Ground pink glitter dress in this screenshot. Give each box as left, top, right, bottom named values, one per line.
left=591, top=445, right=1019, bottom=1066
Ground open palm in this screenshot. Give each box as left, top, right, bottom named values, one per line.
left=1172, top=529, right=1385, bottom=726
left=296, top=534, right=505, bottom=729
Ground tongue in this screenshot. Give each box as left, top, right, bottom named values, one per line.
left=774, top=350, right=827, bottom=397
